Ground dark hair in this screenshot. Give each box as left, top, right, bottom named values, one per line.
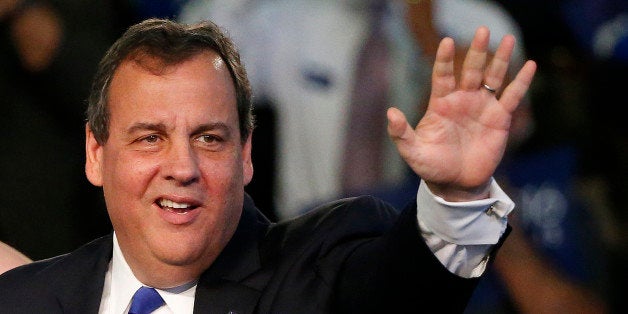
left=86, top=18, right=254, bottom=143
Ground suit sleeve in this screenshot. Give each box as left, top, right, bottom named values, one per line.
left=332, top=196, right=483, bottom=313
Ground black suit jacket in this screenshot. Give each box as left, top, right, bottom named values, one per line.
left=0, top=194, right=489, bottom=313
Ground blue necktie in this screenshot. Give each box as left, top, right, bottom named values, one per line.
left=129, top=286, right=165, bottom=314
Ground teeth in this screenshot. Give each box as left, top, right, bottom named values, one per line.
left=159, top=198, right=192, bottom=209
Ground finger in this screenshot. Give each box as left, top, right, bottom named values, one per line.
left=459, top=26, right=490, bottom=91
left=387, top=107, right=415, bottom=148
left=431, top=37, right=456, bottom=98
left=483, top=34, right=515, bottom=92
left=499, top=60, right=537, bottom=112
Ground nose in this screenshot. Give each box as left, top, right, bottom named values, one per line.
left=163, top=141, right=200, bottom=185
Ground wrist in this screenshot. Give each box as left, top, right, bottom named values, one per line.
left=425, top=179, right=492, bottom=202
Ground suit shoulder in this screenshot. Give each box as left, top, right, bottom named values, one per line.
left=0, top=253, right=67, bottom=311
left=0, top=234, right=112, bottom=295
left=0, top=254, right=66, bottom=287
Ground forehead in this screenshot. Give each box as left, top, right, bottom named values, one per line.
left=107, top=51, right=237, bottom=124
left=113, top=49, right=232, bottom=86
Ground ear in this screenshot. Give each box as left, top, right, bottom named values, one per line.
left=85, top=124, right=104, bottom=187
left=242, top=133, right=254, bottom=186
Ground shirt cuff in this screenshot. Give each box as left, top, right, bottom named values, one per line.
left=416, top=178, right=513, bottom=245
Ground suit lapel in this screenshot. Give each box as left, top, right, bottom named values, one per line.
left=43, top=195, right=270, bottom=313
left=49, top=234, right=113, bottom=313
left=194, top=279, right=263, bottom=314
left=193, top=194, right=271, bottom=313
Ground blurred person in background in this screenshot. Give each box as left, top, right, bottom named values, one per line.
left=180, top=3, right=611, bottom=311
left=0, top=0, right=112, bottom=260
left=560, top=1, right=628, bottom=312
left=0, top=241, right=31, bottom=275
left=429, top=2, right=609, bottom=313
left=179, top=0, right=427, bottom=220
left=374, top=1, right=610, bottom=313
left=499, top=0, right=626, bottom=312
left=0, top=0, right=194, bottom=261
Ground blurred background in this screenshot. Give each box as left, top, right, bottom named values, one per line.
left=1, top=0, right=625, bottom=312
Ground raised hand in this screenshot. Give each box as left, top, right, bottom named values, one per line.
left=387, top=26, right=536, bottom=201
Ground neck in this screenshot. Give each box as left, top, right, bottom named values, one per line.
left=113, top=233, right=214, bottom=289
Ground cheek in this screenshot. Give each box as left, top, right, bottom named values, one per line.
left=202, top=152, right=244, bottom=193
left=108, top=152, right=158, bottom=189
left=101, top=151, right=160, bottom=220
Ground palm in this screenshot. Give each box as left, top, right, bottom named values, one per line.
left=388, top=27, right=536, bottom=199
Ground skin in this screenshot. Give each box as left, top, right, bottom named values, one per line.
left=85, top=51, right=253, bottom=288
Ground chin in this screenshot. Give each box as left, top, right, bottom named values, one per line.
left=153, top=238, right=217, bottom=267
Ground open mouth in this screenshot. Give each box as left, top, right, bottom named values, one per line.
left=157, top=198, right=198, bottom=214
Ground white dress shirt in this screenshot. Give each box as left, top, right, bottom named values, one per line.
left=417, top=178, right=513, bottom=278
left=97, top=178, right=512, bottom=313
left=98, top=233, right=197, bottom=314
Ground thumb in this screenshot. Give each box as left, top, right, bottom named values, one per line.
left=387, top=107, right=414, bottom=145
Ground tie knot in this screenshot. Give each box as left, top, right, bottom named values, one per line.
left=129, top=286, right=165, bottom=314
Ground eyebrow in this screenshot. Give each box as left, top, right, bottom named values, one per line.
left=191, top=122, right=232, bottom=138
left=127, top=122, right=167, bottom=134
left=126, top=122, right=233, bottom=138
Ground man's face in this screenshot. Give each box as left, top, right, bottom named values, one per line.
left=85, top=51, right=253, bottom=287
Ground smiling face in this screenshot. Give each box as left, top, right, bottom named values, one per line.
left=85, top=51, right=253, bottom=288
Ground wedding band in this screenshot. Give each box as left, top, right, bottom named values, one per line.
left=482, top=84, right=497, bottom=93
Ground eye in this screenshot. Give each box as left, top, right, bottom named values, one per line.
left=138, top=134, right=161, bottom=144
left=196, top=134, right=222, bottom=144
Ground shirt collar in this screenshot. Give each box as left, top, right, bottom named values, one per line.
left=111, top=232, right=198, bottom=314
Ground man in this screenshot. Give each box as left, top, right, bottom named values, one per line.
left=0, top=18, right=536, bottom=313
